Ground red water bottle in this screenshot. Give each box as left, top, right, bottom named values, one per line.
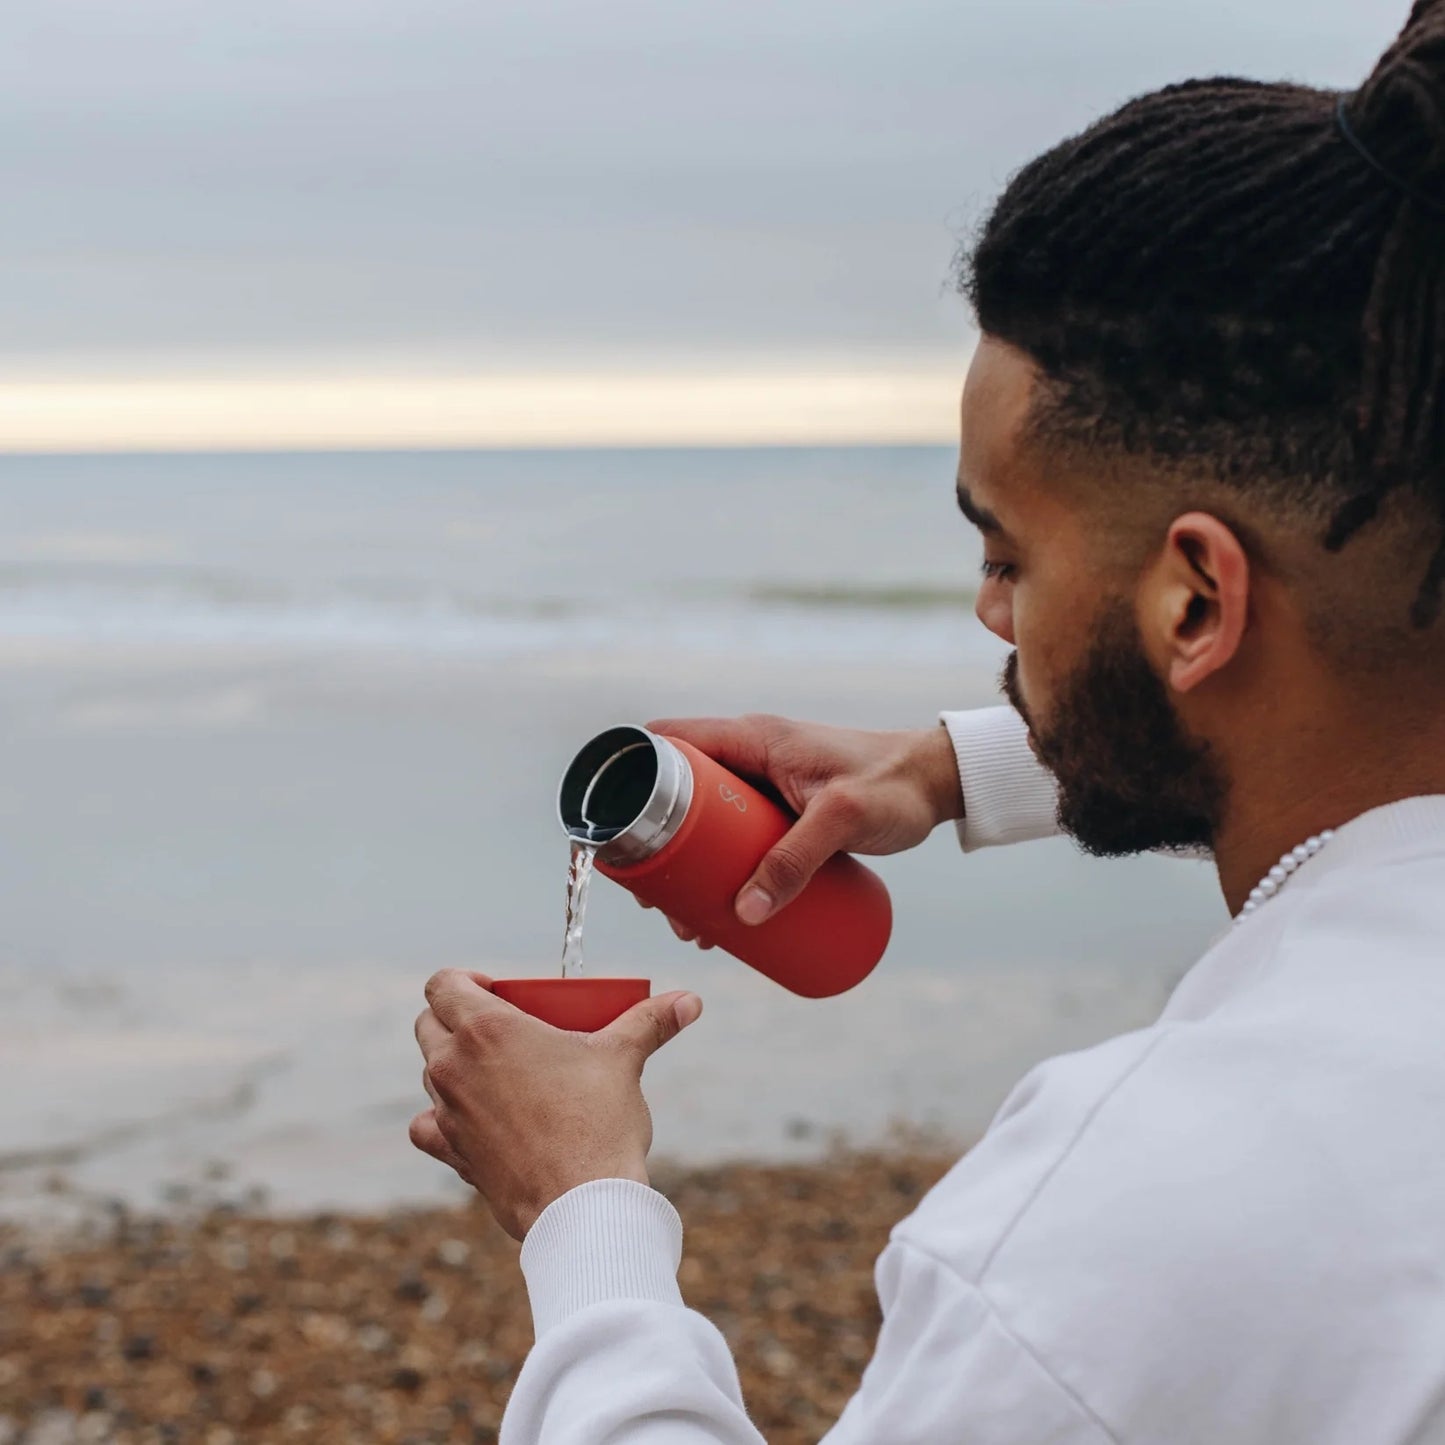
left=557, top=726, right=891, bottom=997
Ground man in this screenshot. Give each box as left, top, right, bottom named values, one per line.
left=412, top=3, right=1445, bottom=1439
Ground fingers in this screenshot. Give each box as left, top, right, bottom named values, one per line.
left=664, top=915, right=714, bottom=949
left=424, top=967, right=505, bottom=1030
left=736, top=793, right=857, bottom=924
left=600, top=990, right=703, bottom=1063
left=645, top=716, right=775, bottom=779
left=409, top=1108, right=471, bottom=1180
left=638, top=896, right=714, bottom=948
left=409, top=1108, right=445, bottom=1159
left=414, top=1008, right=449, bottom=1061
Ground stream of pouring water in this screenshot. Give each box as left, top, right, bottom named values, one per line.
left=560, top=841, right=599, bottom=977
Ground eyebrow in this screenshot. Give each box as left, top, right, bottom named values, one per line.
left=956, top=483, right=1008, bottom=538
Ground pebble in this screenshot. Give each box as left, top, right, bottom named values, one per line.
left=436, top=1238, right=470, bottom=1268
left=267, top=1232, right=298, bottom=1263
left=322, top=1224, right=356, bottom=1252
left=18, top=1411, right=78, bottom=1445
left=355, top=1322, right=394, bottom=1354
left=249, top=1368, right=280, bottom=1400
left=75, top=1413, right=111, bottom=1443
left=217, top=1240, right=249, bottom=1272
left=394, top=1273, right=430, bottom=1303
left=282, top=1403, right=315, bottom=1432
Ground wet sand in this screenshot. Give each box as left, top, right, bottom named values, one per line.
left=0, top=1148, right=956, bottom=1445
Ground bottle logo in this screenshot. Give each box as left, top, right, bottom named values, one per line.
left=718, top=784, right=748, bottom=813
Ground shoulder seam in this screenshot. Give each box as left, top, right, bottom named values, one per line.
left=889, top=1238, right=1123, bottom=1444
left=976, top=1028, right=1172, bottom=1284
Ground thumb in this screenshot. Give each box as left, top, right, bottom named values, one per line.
left=601, top=990, right=703, bottom=1062
left=735, top=804, right=843, bottom=925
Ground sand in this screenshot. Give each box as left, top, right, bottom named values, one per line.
left=0, top=1149, right=957, bottom=1445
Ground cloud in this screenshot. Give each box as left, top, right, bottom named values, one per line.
left=0, top=0, right=1405, bottom=373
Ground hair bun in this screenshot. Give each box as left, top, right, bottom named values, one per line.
left=1351, top=0, right=1445, bottom=202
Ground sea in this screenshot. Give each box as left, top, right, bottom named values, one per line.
left=0, top=447, right=1227, bottom=1221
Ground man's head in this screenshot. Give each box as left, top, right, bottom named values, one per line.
left=958, top=0, right=1445, bottom=857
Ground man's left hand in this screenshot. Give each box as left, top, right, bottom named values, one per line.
left=410, top=969, right=703, bottom=1239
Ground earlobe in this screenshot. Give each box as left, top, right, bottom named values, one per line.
left=1154, top=513, right=1250, bottom=694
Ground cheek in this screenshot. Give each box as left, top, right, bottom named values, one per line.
left=1012, top=587, right=1076, bottom=727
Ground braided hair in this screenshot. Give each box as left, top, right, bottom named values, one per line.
left=963, top=1, right=1445, bottom=628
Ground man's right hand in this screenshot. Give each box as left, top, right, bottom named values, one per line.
left=645, top=714, right=964, bottom=936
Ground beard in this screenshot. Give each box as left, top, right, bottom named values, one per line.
left=1001, top=601, right=1225, bottom=856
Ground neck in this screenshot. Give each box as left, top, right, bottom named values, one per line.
left=1213, top=701, right=1445, bottom=915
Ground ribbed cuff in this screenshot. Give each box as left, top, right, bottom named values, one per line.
left=940, top=707, right=1060, bottom=852
left=520, top=1179, right=685, bottom=1338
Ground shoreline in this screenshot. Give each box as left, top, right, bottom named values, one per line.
left=0, top=959, right=1179, bottom=1230
left=0, top=1147, right=958, bottom=1445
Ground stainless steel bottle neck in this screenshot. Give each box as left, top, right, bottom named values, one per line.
left=557, top=726, right=695, bottom=867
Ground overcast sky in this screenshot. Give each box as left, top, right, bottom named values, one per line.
left=0, top=0, right=1404, bottom=382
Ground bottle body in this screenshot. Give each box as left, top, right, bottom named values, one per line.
left=558, top=727, right=891, bottom=998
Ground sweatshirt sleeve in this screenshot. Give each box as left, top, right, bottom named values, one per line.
left=501, top=1182, right=1110, bottom=1445
left=501, top=1179, right=765, bottom=1445
left=939, top=707, right=1060, bottom=852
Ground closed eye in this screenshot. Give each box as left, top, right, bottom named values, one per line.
left=980, top=560, right=1016, bottom=582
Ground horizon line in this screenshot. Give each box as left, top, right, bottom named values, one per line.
left=0, top=365, right=964, bottom=454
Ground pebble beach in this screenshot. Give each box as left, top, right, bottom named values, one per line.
left=0, top=1149, right=956, bottom=1445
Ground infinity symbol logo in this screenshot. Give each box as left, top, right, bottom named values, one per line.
left=718, top=784, right=748, bottom=813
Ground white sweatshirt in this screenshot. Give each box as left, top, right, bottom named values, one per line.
left=502, top=707, right=1445, bottom=1444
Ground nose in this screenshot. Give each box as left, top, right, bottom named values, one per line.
left=975, top=580, right=1015, bottom=645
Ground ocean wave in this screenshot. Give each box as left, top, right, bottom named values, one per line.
left=747, top=581, right=978, bottom=611
left=0, top=563, right=991, bottom=664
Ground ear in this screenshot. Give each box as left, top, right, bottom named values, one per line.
left=1139, top=512, right=1250, bottom=694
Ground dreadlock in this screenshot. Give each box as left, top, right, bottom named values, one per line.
left=963, top=0, right=1445, bottom=628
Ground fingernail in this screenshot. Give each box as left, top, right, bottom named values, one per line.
left=673, top=994, right=703, bottom=1029
left=736, top=886, right=773, bottom=925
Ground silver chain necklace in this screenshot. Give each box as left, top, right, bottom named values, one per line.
left=1234, top=829, right=1336, bottom=925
